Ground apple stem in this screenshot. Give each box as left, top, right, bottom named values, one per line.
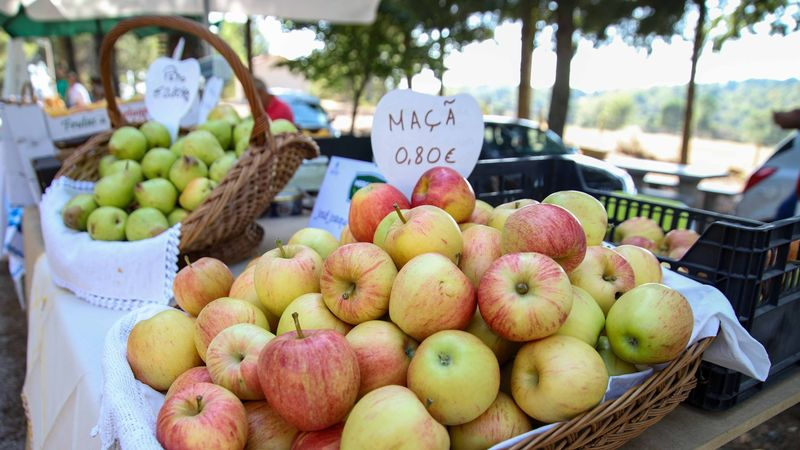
left=276, top=240, right=286, bottom=258
left=515, top=282, right=529, bottom=295
left=393, top=203, right=407, bottom=224
left=515, top=201, right=520, bottom=209
left=455, top=253, right=462, bottom=267
left=292, top=312, right=305, bottom=339
left=184, top=255, right=192, bottom=268
left=342, top=284, right=355, bottom=300
left=195, top=395, right=203, bottom=411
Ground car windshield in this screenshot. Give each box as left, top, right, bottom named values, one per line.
left=481, top=122, right=566, bottom=159
left=282, top=97, right=328, bottom=130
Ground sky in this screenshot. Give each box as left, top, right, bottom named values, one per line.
left=246, top=9, right=800, bottom=95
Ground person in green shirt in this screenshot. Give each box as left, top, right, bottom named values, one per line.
left=56, top=67, right=68, bottom=103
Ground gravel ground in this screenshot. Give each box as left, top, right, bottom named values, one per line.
left=0, top=266, right=27, bottom=450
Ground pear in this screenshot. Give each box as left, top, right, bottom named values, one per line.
left=170, top=136, right=186, bottom=157
left=134, top=178, right=178, bottom=214
left=94, top=166, right=140, bottom=208
left=179, top=178, right=217, bottom=211
left=108, top=126, right=148, bottom=161
left=87, top=206, right=128, bottom=241
left=181, top=130, right=225, bottom=166
left=169, top=156, right=208, bottom=192
left=233, top=118, right=254, bottom=145
left=234, top=137, right=249, bottom=157
left=105, top=160, right=143, bottom=183
left=139, top=121, right=171, bottom=149
left=207, top=104, right=240, bottom=126
left=198, top=119, right=233, bottom=150
left=168, top=208, right=189, bottom=226
left=62, top=194, right=98, bottom=231
left=209, top=153, right=237, bottom=183
left=270, top=119, right=298, bottom=134
left=126, top=207, right=169, bottom=241
left=98, top=154, right=118, bottom=178
left=141, top=148, right=178, bottom=179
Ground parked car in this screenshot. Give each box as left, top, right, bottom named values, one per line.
left=736, top=132, right=800, bottom=221
left=481, top=116, right=636, bottom=194
left=275, top=91, right=340, bottom=138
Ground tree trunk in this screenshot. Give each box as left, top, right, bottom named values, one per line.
left=438, top=35, right=446, bottom=96
left=548, top=0, right=575, bottom=137
left=350, top=81, right=367, bottom=135
left=517, top=0, right=535, bottom=119
left=406, top=73, right=414, bottom=90
left=62, top=37, right=77, bottom=72
left=680, top=0, right=706, bottom=164
left=244, top=17, right=253, bottom=72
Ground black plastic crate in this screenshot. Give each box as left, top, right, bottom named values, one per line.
left=469, top=156, right=800, bottom=411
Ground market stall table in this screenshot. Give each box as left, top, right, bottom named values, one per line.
left=20, top=209, right=800, bottom=450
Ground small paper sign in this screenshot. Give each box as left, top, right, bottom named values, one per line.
left=197, top=77, right=224, bottom=124
left=371, top=90, right=484, bottom=196
left=145, top=57, right=201, bottom=141
left=308, top=156, right=386, bottom=237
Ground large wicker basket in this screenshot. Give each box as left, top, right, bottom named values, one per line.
left=55, top=16, right=319, bottom=263
left=510, top=337, right=713, bottom=449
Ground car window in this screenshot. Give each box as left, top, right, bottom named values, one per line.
left=283, top=98, right=328, bottom=129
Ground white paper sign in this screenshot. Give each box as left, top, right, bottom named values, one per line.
left=197, top=77, right=224, bottom=124
left=371, top=90, right=484, bottom=196
left=145, top=57, right=201, bottom=141
left=308, top=157, right=386, bottom=237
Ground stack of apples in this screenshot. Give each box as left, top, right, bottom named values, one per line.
left=126, top=166, right=695, bottom=450
left=612, top=216, right=700, bottom=260
left=61, top=105, right=298, bottom=242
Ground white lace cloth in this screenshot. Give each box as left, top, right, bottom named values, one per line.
left=40, top=177, right=180, bottom=310
left=93, top=267, right=770, bottom=450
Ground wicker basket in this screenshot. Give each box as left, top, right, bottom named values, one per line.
left=55, top=16, right=319, bottom=263
left=511, top=337, right=713, bottom=449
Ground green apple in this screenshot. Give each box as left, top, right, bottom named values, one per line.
left=141, top=148, right=178, bottom=179
left=94, top=169, right=138, bottom=208
left=276, top=293, right=351, bottom=336
left=555, top=286, right=605, bottom=346
left=372, top=208, right=403, bottom=249
left=208, top=153, right=237, bottom=183
left=270, top=118, right=298, bottom=134
left=198, top=119, right=233, bottom=150
left=543, top=190, right=608, bottom=246
left=407, top=330, right=500, bottom=425
left=233, top=118, right=254, bottom=144
left=180, top=130, right=225, bottom=166
left=134, top=178, right=178, bottom=214
left=289, top=227, right=340, bottom=260
left=127, top=309, right=201, bottom=391
left=62, top=193, right=98, bottom=231
left=169, top=155, right=208, bottom=192
left=605, top=283, right=694, bottom=365
left=207, top=104, right=241, bottom=126
left=87, top=206, right=128, bottom=241
left=487, top=208, right=514, bottom=231
left=105, top=160, right=143, bottom=182
left=109, top=126, right=148, bottom=161
left=448, top=392, right=532, bottom=450
left=511, top=335, right=608, bottom=423
left=98, top=154, right=118, bottom=177
left=170, top=136, right=186, bottom=157
left=139, top=120, right=171, bottom=149
left=125, top=207, right=169, bottom=241
left=596, top=336, right=637, bottom=376
left=167, top=208, right=189, bottom=226
left=254, top=242, right=323, bottom=318
left=383, top=205, right=463, bottom=268
left=179, top=177, right=216, bottom=211
left=341, top=385, right=449, bottom=450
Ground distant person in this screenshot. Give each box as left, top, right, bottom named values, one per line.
left=90, top=75, right=105, bottom=102
left=67, top=72, right=91, bottom=108
left=253, top=77, right=295, bottom=124
left=55, top=67, right=68, bottom=102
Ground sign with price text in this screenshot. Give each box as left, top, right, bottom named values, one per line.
left=145, top=57, right=201, bottom=141
left=371, top=90, right=484, bottom=196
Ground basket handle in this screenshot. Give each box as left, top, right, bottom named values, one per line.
left=98, top=16, right=272, bottom=147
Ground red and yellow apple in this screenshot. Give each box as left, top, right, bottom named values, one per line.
left=411, top=166, right=476, bottom=223
left=495, top=199, right=537, bottom=210
left=620, top=235, right=658, bottom=252
left=468, top=200, right=494, bottom=225
left=291, top=423, right=343, bottom=450
left=348, top=183, right=410, bottom=242
left=596, top=336, right=638, bottom=376
left=276, top=293, right=352, bottom=336
left=194, top=297, right=268, bottom=361
left=173, top=257, right=233, bottom=316
left=383, top=205, right=463, bottom=268
left=613, top=216, right=665, bottom=245
left=569, top=246, right=636, bottom=315
left=244, top=401, right=299, bottom=450
left=205, top=323, right=275, bottom=400
left=288, top=227, right=340, bottom=259
left=254, top=242, right=323, bottom=318
left=555, top=286, right=605, bottom=346
left=165, top=366, right=211, bottom=399
left=464, top=310, right=519, bottom=365
left=346, top=320, right=418, bottom=398
left=614, top=244, right=663, bottom=286
left=228, top=265, right=279, bottom=332
left=448, top=392, right=532, bottom=450
left=339, top=225, right=357, bottom=245
left=459, top=225, right=502, bottom=288
left=543, top=190, right=608, bottom=246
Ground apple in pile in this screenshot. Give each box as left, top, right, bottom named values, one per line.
left=61, top=105, right=299, bottom=242
left=611, top=215, right=701, bottom=260
left=127, top=166, right=695, bottom=450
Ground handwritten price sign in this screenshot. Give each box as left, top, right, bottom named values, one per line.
left=145, top=57, right=201, bottom=141
left=371, top=90, right=484, bottom=196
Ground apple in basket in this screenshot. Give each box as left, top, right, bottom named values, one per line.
left=254, top=241, right=323, bottom=319
left=276, top=293, right=352, bottom=336
left=156, top=382, right=247, bottom=450
left=173, top=256, right=234, bottom=317
left=487, top=208, right=515, bottom=231
left=228, top=265, right=279, bottom=332
left=341, top=385, right=449, bottom=450
left=495, top=199, right=538, bottom=210
left=501, top=203, right=587, bottom=273
left=464, top=310, right=519, bottom=365
left=448, top=392, right=532, bottom=450
left=288, top=227, right=340, bottom=260
left=411, top=166, right=476, bottom=223
left=596, top=336, right=638, bottom=376
left=613, top=216, right=665, bottom=246
left=348, top=183, right=410, bottom=242
left=543, top=190, right=609, bottom=247
left=127, top=309, right=201, bottom=391
left=459, top=224, right=502, bottom=288
left=468, top=199, right=494, bottom=225
left=244, top=401, right=299, bottom=450
left=555, top=286, right=605, bottom=347
left=346, top=320, right=419, bottom=398
left=291, top=423, right=344, bottom=450
left=605, top=283, right=694, bottom=365
left=613, top=244, right=663, bottom=286
left=165, top=366, right=212, bottom=399
left=258, top=313, right=360, bottom=431
left=382, top=205, right=463, bottom=268
left=205, top=323, right=275, bottom=400
left=569, top=246, right=635, bottom=315
left=407, top=330, right=500, bottom=425
left=194, top=297, right=269, bottom=361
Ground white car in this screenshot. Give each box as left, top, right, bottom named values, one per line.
left=736, top=132, right=800, bottom=221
